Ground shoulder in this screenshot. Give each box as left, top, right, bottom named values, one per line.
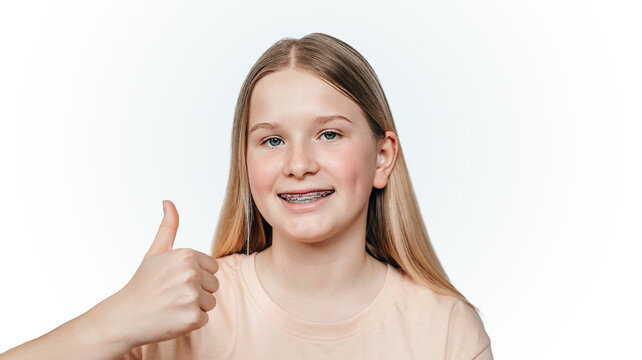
left=445, top=299, right=493, bottom=359
left=395, top=273, right=493, bottom=359
left=211, top=252, right=247, bottom=301
left=395, top=272, right=464, bottom=316
left=214, top=252, right=245, bottom=273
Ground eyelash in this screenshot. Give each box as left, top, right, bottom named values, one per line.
left=260, top=131, right=342, bottom=147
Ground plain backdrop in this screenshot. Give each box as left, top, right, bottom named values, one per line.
left=1, top=1, right=640, bottom=358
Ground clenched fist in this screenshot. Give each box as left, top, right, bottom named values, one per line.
left=89, top=200, right=220, bottom=349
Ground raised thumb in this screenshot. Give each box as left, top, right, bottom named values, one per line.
left=144, top=200, right=179, bottom=259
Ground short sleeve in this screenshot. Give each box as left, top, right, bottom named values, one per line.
left=445, top=300, right=493, bottom=360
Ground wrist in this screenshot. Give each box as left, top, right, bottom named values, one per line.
left=77, top=297, right=136, bottom=357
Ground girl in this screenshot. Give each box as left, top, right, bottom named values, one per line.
left=0, top=33, right=492, bottom=359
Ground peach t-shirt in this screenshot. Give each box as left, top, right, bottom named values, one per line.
left=120, top=252, right=493, bottom=359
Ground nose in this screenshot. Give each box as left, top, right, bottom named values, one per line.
left=282, top=141, right=319, bottom=179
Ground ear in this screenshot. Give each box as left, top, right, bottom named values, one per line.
left=373, top=131, right=399, bottom=189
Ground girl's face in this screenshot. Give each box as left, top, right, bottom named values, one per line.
left=246, top=68, right=392, bottom=244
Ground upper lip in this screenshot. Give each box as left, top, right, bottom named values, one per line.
left=278, top=188, right=334, bottom=195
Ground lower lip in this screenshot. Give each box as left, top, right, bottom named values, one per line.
left=278, top=192, right=334, bottom=213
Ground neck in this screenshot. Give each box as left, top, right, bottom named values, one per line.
left=256, top=225, right=377, bottom=297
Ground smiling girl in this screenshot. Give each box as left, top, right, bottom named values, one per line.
left=205, top=32, right=493, bottom=359
left=0, top=33, right=492, bottom=360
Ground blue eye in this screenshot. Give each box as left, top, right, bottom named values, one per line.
left=261, top=131, right=341, bottom=147
left=264, top=138, right=283, bottom=147
left=321, top=131, right=340, bottom=140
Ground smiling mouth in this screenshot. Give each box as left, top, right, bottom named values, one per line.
left=278, top=190, right=335, bottom=204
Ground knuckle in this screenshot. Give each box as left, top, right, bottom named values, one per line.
left=180, top=289, right=199, bottom=304
left=187, top=309, right=204, bottom=327
left=177, top=248, right=195, bottom=261
left=183, top=269, right=199, bottom=284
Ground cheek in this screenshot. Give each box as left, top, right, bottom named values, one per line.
left=247, top=155, right=278, bottom=196
left=327, top=143, right=377, bottom=196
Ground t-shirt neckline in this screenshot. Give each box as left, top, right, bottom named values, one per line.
left=239, top=251, right=402, bottom=341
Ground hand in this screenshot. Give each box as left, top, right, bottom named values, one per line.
left=90, top=200, right=220, bottom=349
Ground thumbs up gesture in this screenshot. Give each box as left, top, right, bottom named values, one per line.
left=89, top=200, right=220, bottom=349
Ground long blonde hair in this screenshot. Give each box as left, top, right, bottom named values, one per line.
left=211, top=32, right=477, bottom=312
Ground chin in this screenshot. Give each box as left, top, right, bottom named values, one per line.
left=294, top=237, right=329, bottom=245
left=277, top=229, right=333, bottom=245
left=288, top=233, right=328, bottom=243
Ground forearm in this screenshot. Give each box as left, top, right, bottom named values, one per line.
left=0, top=306, right=134, bottom=360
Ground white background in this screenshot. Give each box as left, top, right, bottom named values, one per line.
left=1, top=1, right=640, bottom=358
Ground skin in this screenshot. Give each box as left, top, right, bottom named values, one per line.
left=0, top=67, right=399, bottom=359
left=0, top=200, right=220, bottom=359
left=246, top=68, right=399, bottom=322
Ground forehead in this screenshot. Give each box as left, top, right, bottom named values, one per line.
left=248, top=69, right=364, bottom=126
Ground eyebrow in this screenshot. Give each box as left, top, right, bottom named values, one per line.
left=248, top=115, right=352, bottom=134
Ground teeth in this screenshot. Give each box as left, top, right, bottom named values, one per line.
left=279, top=190, right=334, bottom=203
